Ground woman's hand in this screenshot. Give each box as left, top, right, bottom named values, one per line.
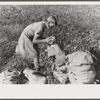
left=45, top=36, right=55, bottom=44
left=45, top=37, right=51, bottom=43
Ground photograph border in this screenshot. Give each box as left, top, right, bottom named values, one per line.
left=0, top=1, right=100, bottom=99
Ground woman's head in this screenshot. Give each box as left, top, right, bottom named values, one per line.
left=46, top=16, right=57, bottom=28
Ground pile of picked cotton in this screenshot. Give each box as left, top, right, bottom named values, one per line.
left=23, top=68, right=47, bottom=84
left=53, top=71, right=68, bottom=84
left=53, top=65, right=69, bottom=84
left=0, top=69, right=20, bottom=84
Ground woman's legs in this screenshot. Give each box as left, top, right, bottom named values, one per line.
left=34, top=57, right=39, bottom=70
left=33, top=44, right=40, bottom=71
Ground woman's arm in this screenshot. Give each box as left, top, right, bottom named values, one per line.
left=33, top=34, right=48, bottom=43
left=32, top=29, right=51, bottom=44
left=32, top=23, right=50, bottom=44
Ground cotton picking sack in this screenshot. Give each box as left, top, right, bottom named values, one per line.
left=47, top=44, right=65, bottom=67
left=66, top=50, right=96, bottom=84
left=53, top=70, right=68, bottom=84
left=23, top=68, right=47, bottom=84
left=0, top=70, right=20, bottom=84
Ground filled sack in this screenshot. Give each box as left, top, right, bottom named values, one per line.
left=65, top=50, right=96, bottom=84
left=46, top=43, right=65, bottom=67
left=53, top=71, right=68, bottom=84
left=23, top=68, right=47, bottom=84
left=0, top=69, right=20, bottom=84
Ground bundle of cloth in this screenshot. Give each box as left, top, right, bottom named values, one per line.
left=0, top=69, right=28, bottom=84
left=65, top=50, right=96, bottom=84
left=23, top=68, right=47, bottom=84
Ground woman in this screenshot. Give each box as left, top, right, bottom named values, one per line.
left=15, top=16, right=57, bottom=71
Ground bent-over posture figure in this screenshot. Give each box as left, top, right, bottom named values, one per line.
left=15, top=16, right=57, bottom=71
